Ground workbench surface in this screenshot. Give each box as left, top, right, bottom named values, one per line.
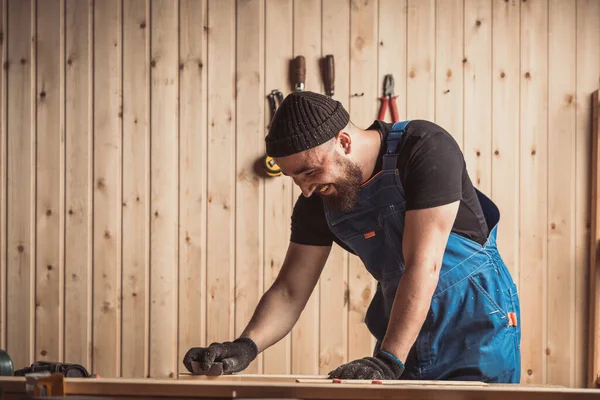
left=2, top=374, right=600, bottom=399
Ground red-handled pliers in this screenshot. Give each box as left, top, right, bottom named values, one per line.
left=378, top=74, right=399, bottom=123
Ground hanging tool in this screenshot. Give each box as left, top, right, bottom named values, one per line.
left=321, top=54, right=335, bottom=97
left=262, top=90, right=284, bottom=177
left=292, top=55, right=306, bottom=92
left=378, top=74, right=399, bottom=123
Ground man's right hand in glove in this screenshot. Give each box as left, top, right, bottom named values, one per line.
left=182, top=337, right=258, bottom=375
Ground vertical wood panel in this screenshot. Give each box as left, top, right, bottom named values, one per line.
left=435, top=0, right=463, bottom=146
left=35, top=0, right=62, bottom=363
left=92, top=0, right=121, bottom=377
left=464, top=0, right=492, bottom=192
left=65, top=0, right=92, bottom=370
left=547, top=0, right=577, bottom=386
left=206, top=0, right=236, bottom=344
left=576, top=0, right=600, bottom=388
left=235, top=0, right=265, bottom=374
left=122, top=0, right=149, bottom=378
left=262, top=0, right=293, bottom=374
left=320, top=0, right=350, bottom=375
left=590, top=89, right=600, bottom=388
left=491, top=0, right=520, bottom=289
left=291, top=0, right=321, bottom=376
left=379, top=0, right=407, bottom=122
left=406, top=0, right=435, bottom=120
left=149, top=0, right=178, bottom=379
left=519, top=0, right=548, bottom=384
left=348, top=0, right=377, bottom=361
left=0, top=0, right=7, bottom=351
left=6, top=0, right=34, bottom=370
left=178, top=0, right=208, bottom=376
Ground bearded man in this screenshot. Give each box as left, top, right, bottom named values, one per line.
left=183, top=91, right=521, bottom=383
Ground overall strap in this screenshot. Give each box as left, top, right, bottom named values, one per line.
left=383, top=120, right=411, bottom=170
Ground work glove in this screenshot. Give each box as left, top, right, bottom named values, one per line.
left=182, top=337, right=258, bottom=376
left=328, top=349, right=405, bottom=380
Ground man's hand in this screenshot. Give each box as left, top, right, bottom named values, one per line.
left=327, top=350, right=405, bottom=380
left=182, top=337, right=258, bottom=375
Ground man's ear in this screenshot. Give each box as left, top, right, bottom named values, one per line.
left=335, top=130, right=352, bottom=154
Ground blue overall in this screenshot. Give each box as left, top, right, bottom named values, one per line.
left=323, top=121, right=521, bottom=382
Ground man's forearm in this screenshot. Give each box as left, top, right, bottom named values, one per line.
left=380, top=262, right=440, bottom=362
left=240, top=283, right=305, bottom=353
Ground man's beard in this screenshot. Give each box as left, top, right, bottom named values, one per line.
left=321, top=156, right=363, bottom=213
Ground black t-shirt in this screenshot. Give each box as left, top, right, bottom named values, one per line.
left=290, top=119, right=489, bottom=251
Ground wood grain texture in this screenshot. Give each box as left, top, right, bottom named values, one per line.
left=92, top=0, right=121, bottom=377
left=348, top=0, right=378, bottom=360
left=519, top=0, right=548, bottom=384
left=64, top=0, right=92, bottom=370
left=206, top=0, right=236, bottom=345
left=576, top=0, right=600, bottom=388
left=0, top=0, right=7, bottom=351
left=122, top=0, right=149, bottom=379
left=235, top=0, right=265, bottom=374
left=590, top=89, right=600, bottom=388
left=319, top=0, right=350, bottom=375
left=463, top=0, right=492, bottom=193
left=435, top=0, right=463, bottom=146
left=262, top=0, right=293, bottom=375
left=291, top=0, right=321, bottom=376
left=491, top=0, right=520, bottom=290
left=178, top=0, right=207, bottom=376
left=547, top=0, right=577, bottom=386
left=149, top=0, right=179, bottom=379
left=6, top=0, right=34, bottom=370
left=378, top=0, right=407, bottom=122
left=406, top=0, right=435, bottom=120
left=35, top=0, right=62, bottom=363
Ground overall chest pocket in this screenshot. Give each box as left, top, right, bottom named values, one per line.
left=330, top=202, right=406, bottom=279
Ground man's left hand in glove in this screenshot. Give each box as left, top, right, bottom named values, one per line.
left=327, top=349, right=405, bottom=380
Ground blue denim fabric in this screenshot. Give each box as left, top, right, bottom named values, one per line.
left=324, top=121, right=521, bottom=382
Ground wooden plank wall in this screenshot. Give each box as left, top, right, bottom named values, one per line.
left=0, top=0, right=599, bottom=388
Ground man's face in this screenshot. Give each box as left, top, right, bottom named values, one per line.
left=275, top=139, right=363, bottom=212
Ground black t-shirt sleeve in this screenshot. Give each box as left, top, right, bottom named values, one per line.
left=290, top=194, right=335, bottom=246
left=400, top=129, right=464, bottom=210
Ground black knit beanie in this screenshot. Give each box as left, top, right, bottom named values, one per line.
left=265, top=91, right=350, bottom=157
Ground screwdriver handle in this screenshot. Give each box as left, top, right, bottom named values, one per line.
left=293, top=56, right=306, bottom=91
left=323, top=55, right=335, bottom=96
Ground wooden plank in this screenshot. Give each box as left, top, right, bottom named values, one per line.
left=0, top=0, right=6, bottom=351
left=519, top=0, right=548, bottom=385
left=547, top=0, right=577, bottom=387
left=319, top=0, right=350, bottom=375
left=378, top=0, right=407, bottom=122
left=406, top=0, right=435, bottom=120
left=348, top=0, right=378, bottom=361
left=3, top=376, right=600, bottom=400
left=178, top=0, right=207, bottom=377
left=235, top=0, right=265, bottom=374
left=463, top=0, right=492, bottom=193
left=591, top=89, right=600, bottom=388
left=149, top=0, right=179, bottom=379
left=122, top=0, right=149, bottom=378
left=92, top=0, right=121, bottom=377
left=64, top=0, right=93, bottom=370
left=6, top=0, right=34, bottom=370
left=34, top=0, right=62, bottom=364
left=576, top=0, right=600, bottom=389
left=262, top=0, right=293, bottom=374
left=435, top=0, right=463, bottom=146
left=491, top=0, right=520, bottom=291
left=291, top=0, right=321, bottom=376
left=206, top=0, right=236, bottom=345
